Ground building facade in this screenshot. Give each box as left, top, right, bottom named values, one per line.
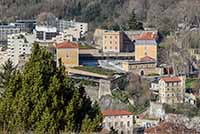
left=56, top=41, right=79, bottom=70
left=35, top=25, right=58, bottom=41
left=102, top=109, right=134, bottom=134
left=13, top=20, right=36, bottom=33
left=122, top=57, right=160, bottom=76
left=57, top=20, right=88, bottom=37
left=7, top=33, right=35, bottom=65
left=103, top=31, right=123, bottom=53
left=0, top=25, right=21, bottom=45
left=135, top=32, right=158, bottom=61
left=159, top=76, right=185, bottom=104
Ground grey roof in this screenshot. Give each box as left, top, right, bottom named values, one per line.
left=135, top=40, right=157, bottom=45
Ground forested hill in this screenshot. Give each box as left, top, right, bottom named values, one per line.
left=0, top=0, right=200, bottom=33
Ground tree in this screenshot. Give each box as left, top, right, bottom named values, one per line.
left=0, top=59, right=16, bottom=91
left=0, top=44, right=102, bottom=133
left=127, top=9, right=144, bottom=30
left=109, top=127, right=118, bottom=134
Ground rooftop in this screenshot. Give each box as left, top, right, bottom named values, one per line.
left=140, top=56, right=155, bottom=62
left=136, top=31, right=157, bottom=40
left=144, top=122, right=197, bottom=134
left=56, top=41, right=79, bottom=49
left=102, top=109, right=132, bottom=116
left=160, top=76, right=181, bottom=83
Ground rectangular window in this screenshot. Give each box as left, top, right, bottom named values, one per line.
left=115, top=122, right=118, bottom=127
left=120, top=122, right=123, bottom=127
left=109, top=122, right=111, bottom=127
left=66, top=50, right=70, bottom=58
left=127, top=121, right=130, bottom=127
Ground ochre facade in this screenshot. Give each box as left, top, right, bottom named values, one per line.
left=135, top=45, right=157, bottom=61
left=57, top=48, right=79, bottom=69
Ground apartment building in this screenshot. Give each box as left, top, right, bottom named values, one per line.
left=158, top=76, right=185, bottom=104
left=64, top=27, right=81, bottom=41
left=56, top=41, right=79, bottom=70
left=103, top=31, right=123, bottom=53
left=7, top=33, right=35, bottom=65
left=0, top=25, right=20, bottom=45
left=57, top=20, right=88, bottom=36
left=35, top=25, right=58, bottom=41
left=102, top=109, right=134, bottom=134
left=14, top=20, right=36, bottom=33
left=135, top=32, right=158, bottom=61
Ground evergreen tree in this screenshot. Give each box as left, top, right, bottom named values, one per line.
left=128, top=9, right=144, bottom=30
left=0, top=59, right=16, bottom=91
left=0, top=44, right=102, bottom=133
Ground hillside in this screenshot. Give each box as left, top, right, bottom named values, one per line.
left=1, top=0, right=200, bottom=33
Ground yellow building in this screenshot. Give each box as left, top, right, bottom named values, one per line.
left=159, top=76, right=185, bottom=104
left=103, top=31, right=123, bottom=53
left=135, top=32, right=157, bottom=61
left=56, top=41, right=79, bottom=70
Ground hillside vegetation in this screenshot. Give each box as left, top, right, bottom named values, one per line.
left=1, top=0, right=200, bottom=33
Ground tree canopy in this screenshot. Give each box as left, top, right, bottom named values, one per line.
left=0, top=44, right=102, bottom=133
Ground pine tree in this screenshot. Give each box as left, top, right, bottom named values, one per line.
left=0, top=59, right=16, bottom=91
left=0, top=44, right=102, bottom=133
left=128, top=9, right=144, bottom=30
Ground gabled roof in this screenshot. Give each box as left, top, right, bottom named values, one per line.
left=140, top=56, right=155, bottom=62
left=144, top=122, right=197, bottom=134
left=136, top=32, right=157, bottom=40
left=160, top=76, right=181, bottom=83
left=56, top=41, right=79, bottom=49
left=102, top=109, right=132, bottom=116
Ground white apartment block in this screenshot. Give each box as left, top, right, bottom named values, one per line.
left=64, top=28, right=81, bottom=41
left=35, top=25, right=57, bottom=41
left=0, top=24, right=20, bottom=44
left=57, top=20, right=88, bottom=38
left=7, top=33, right=35, bottom=65
left=102, top=109, right=134, bottom=134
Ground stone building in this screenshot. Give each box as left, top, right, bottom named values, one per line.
left=102, top=109, right=134, bottom=134
left=122, top=56, right=161, bottom=76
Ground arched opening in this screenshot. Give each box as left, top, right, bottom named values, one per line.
left=141, top=70, right=144, bottom=76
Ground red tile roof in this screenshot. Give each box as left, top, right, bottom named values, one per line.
left=140, top=56, right=155, bottom=62
left=144, top=122, right=197, bottom=134
left=102, top=109, right=132, bottom=116
left=136, top=32, right=157, bottom=40
left=56, top=41, right=79, bottom=49
left=160, top=76, right=181, bottom=83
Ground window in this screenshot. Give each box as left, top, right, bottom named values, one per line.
left=115, top=122, right=118, bottom=127
left=105, top=36, right=107, bottom=38
left=127, top=121, right=130, bottom=127
left=110, top=46, right=112, bottom=49
left=110, top=36, right=112, bottom=39
left=115, top=47, right=117, bottom=50
left=110, top=41, right=112, bottom=44
left=66, top=50, right=70, bottom=58
left=120, top=122, right=123, bottom=127
left=109, top=122, right=111, bottom=127
left=104, top=46, right=107, bottom=49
